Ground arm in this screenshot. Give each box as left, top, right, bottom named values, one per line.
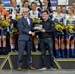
left=17, top=19, right=35, bottom=36
left=41, top=20, right=55, bottom=33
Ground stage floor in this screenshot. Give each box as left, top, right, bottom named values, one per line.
left=0, top=70, right=75, bottom=74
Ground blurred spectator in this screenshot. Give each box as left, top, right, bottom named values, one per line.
left=43, top=0, right=53, bottom=18
left=29, top=2, right=40, bottom=19
left=65, top=7, right=75, bottom=58
left=61, top=6, right=67, bottom=14
left=9, top=0, right=19, bottom=52
left=11, top=0, right=17, bottom=8
left=0, top=2, right=9, bottom=54
left=29, top=2, right=41, bottom=51
left=22, top=0, right=30, bottom=11
left=53, top=6, right=65, bottom=58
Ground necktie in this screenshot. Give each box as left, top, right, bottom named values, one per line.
left=27, top=18, right=30, bottom=26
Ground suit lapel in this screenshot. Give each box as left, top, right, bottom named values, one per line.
left=22, top=17, right=29, bottom=27
left=23, top=17, right=32, bottom=27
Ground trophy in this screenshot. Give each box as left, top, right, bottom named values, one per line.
left=32, top=18, right=42, bottom=32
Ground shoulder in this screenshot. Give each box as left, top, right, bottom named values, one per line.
left=29, top=10, right=32, bottom=13
left=18, top=17, right=24, bottom=22
left=53, top=12, right=57, bottom=17
left=48, top=17, right=52, bottom=21
left=65, top=14, right=69, bottom=19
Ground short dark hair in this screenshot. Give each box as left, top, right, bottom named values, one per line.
left=22, top=0, right=29, bottom=7
left=24, top=0, right=29, bottom=3
left=42, top=10, right=49, bottom=14
left=31, top=2, right=37, bottom=6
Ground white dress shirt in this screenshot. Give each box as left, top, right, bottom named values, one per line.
left=27, top=17, right=30, bottom=26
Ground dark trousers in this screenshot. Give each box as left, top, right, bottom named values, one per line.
left=18, top=40, right=32, bottom=67
left=39, top=38, right=55, bottom=67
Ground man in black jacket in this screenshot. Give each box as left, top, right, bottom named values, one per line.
left=39, top=10, right=55, bottom=70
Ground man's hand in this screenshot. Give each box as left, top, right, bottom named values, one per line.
left=31, top=32, right=35, bottom=36
left=39, top=29, right=46, bottom=32
left=29, top=31, right=35, bottom=36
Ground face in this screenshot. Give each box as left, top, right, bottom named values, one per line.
left=0, top=4, right=4, bottom=9
left=56, top=6, right=62, bottom=13
left=62, top=7, right=66, bottom=13
left=11, top=0, right=17, bottom=7
left=22, top=11, right=29, bottom=17
left=72, top=2, right=75, bottom=8
left=68, top=9, right=74, bottom=14
left=31, top=3, right=37, bottom=11
left=23, top=2, right=29, bottom=8
left=42, top=12, right=49, bottom=21
left=43, top=0, right=48, bottom=6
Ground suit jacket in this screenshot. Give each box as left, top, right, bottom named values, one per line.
left=17, top=17, right=33, bottom=41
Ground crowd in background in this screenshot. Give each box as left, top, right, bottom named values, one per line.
left=0, top=0, right=75, bottom=59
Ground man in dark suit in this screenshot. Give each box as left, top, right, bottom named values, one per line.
left=17, top=8, right=35, bottom=70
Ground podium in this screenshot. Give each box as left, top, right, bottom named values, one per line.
left=0, top=52, right=75, bottom=70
